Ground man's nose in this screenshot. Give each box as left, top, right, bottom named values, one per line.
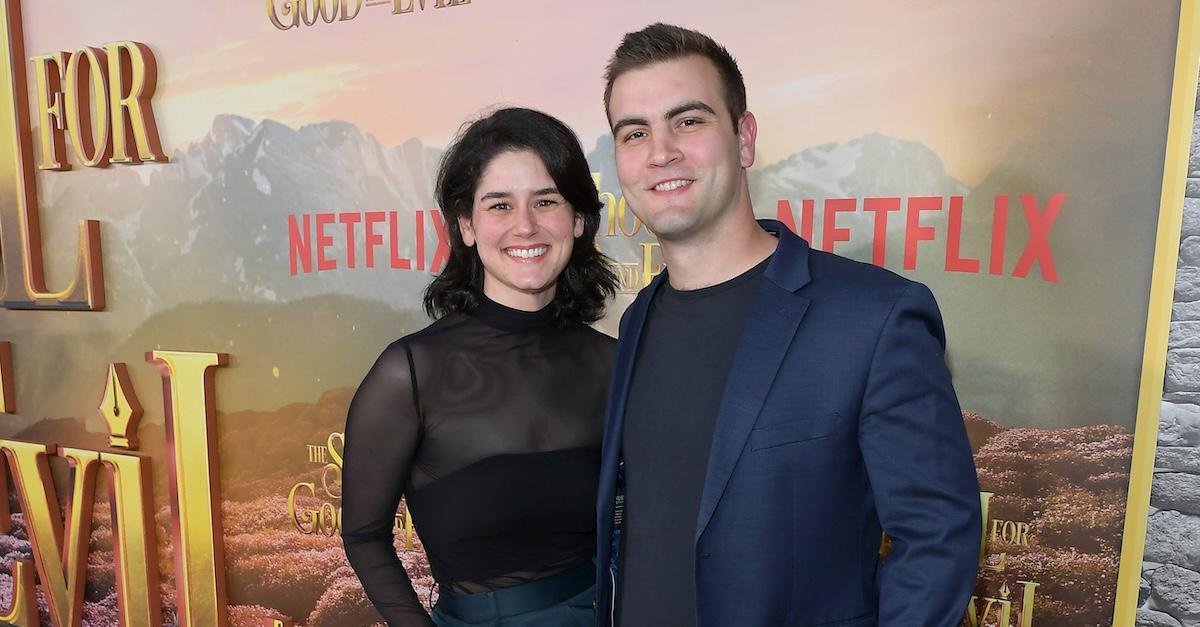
left=649, top=132, right=681, bottom=167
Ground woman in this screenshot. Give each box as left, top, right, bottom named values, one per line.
left=341, top=107, right=618, bottom=627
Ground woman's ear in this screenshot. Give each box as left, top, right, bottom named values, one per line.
left=458, top=214, right=476, bottom=247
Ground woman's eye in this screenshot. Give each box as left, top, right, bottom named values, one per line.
left=535, top=198, right=560, bottom=208
left=489, top=202, right=510, bottom=211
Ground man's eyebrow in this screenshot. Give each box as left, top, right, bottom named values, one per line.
left=611, top=101, right=719, bottom=136
left=611, top=116, right=649, bottom=136
left=666, top=100, right=717, bottom=120
left=479, top=191, right=511, bottom=201
left=533, top=187, right=561, bottom=196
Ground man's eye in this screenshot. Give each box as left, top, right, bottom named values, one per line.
left=489, top=202, right=510, bottom=211
left=623, top=130, right=646, bottom=143
left=680, top=118, right=701, bottom=127
left=535, top=198, right=560, bottom=208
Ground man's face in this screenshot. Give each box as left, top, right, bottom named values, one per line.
left=608, top=55, right=755, bottom=243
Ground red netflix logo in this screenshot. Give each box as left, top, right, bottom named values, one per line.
left=776, top=193, right=1063, bottom=282
left=287, top=209, right=451, bottom=275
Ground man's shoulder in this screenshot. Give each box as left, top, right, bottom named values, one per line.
left=800, top=247, right=917, bottom=296
left=760, top=221, right=918, bottom=300
left=792, top=248, right=945, bottom=335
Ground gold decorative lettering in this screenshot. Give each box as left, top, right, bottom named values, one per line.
left=147, top=350, right=230, bottom=627
left=30, top=51, right=67, bottom=171
left=98, top=362, right=144, bottom=449
left=616, top=197, right=641, bottom=237
left=275, top=0, right=470, bottom=26
left=0, top=0, right=104, bottom=310
left=399, top=501, right=420, bottom=550
left=103, top=450, right=163, bottom=626
left=640, top=242, right=663, bottom=287
left=0, top=341, right=12, bottom=413
left=592, top=173, right=618, bottom=237
left=0, top=451, right=36, bottom=627
left=0, top=440, right=99, bottom=626
left=0, top=561, right=36, bottom=626
left=288, top=482, right=318, bottom=534
left=1014, top=580, right=1039, bottom=627
left=266, top=0, right=299, bottom=30
left=322, top=431, right=343, bottom=498
left=64, top=47, right=111, bottom=167
left=104, top=41, right=165, bottom=165
left=964, top=594, right=1012, bottom=627
left=978, top=491, right=1006, bottom=572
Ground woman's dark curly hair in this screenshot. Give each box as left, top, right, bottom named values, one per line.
left=424, top=107, right=617, bottom=325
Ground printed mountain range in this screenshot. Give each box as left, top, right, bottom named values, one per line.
left=30, top=115, right=973, bottom=318
left=3, top=114, right=1149, bottom=429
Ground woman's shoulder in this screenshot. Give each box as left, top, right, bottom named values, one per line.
left=393, top=311, right=471, bottom=345
left=367, top=313, right=468, bottom=363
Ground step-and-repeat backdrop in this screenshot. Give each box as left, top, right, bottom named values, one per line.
left=0, top=1, right=1196, bottom=625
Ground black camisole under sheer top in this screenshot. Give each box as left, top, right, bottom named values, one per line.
left=341, top=297, right=615, bottom=626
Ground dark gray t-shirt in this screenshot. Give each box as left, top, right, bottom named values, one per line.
left=617, top=257, right=769, bottom=627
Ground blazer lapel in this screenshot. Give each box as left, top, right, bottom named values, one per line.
left=603, top=274, right=664, bottom=455
left=695, top=221, right=812, bottom=541
left=597, top=272, right=665, bottom=552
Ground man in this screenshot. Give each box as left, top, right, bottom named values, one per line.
left=595, top=23, right=982, bottom=627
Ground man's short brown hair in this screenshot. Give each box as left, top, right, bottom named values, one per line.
left=603, top=23, right=747, bottom=130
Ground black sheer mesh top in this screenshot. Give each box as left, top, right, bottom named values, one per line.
left=342, top=296, right=615, bottom=626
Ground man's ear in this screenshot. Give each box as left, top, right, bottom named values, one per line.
left=738, top=111, right=757, bottom=169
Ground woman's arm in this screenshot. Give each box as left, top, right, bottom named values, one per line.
left=342, top=341, right=435, bottom=627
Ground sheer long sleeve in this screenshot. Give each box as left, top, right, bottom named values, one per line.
left=341, top=340, right=433, bottom=627
left=343, top=300, right=614, bottom=622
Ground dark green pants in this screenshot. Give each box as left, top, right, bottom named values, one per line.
left=430, top=561, right=596, bottom=627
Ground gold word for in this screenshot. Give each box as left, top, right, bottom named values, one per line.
left=0, top=350, right=231, bottom=627
left=0, top=0, right=165, bottom=311
left=267, top=0, right=472, bottom=31
left=31, top=42, right=164, bottom=170
left=989, top=518, right=1031, bottom=548
left=977, top=492, right=1033, bottom=572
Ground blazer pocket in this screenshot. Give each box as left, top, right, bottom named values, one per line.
left=749, top=415, right=839, bottom=451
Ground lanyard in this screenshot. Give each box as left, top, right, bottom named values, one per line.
left=609, top=458, right=625, bottom=575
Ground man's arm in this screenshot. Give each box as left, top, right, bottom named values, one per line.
left=858, top=282, right=982, bottom=626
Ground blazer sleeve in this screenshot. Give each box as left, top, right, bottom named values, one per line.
left=857, top=282, right=982, bottom=626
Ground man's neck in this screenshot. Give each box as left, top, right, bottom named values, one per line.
left=659, top=212, right=778, bottom=291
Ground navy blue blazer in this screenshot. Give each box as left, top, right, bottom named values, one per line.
left=596, top=220, right=981, bottom=627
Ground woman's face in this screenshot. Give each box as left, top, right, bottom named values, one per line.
left=459, top=150, right=583, bottom=311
